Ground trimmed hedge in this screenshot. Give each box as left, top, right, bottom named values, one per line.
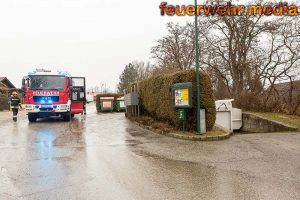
left=95, top=93, right=123, bottom=112
left=136, top=70, right=216, bottom=131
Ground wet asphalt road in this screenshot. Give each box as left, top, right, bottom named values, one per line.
left=0, top=104, right=300, bottom=200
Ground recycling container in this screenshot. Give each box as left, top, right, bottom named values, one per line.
left=215, top=99, right=242, bottom=132
left=99, top=97, right=114, bottom=112
left=116, top=97, right=126, bottom=112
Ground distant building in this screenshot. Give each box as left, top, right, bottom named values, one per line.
left=0, top=77, right=24, bottom=108
left=272, top=80, right=300, bottom=98
left=0, top=77, right=16, bottom=89
left=268, top=80, right=300, bottom=115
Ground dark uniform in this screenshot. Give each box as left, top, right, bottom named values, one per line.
left=8, top=96, right=22, bottom=122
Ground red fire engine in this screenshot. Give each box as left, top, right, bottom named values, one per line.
left=22, top=69, right=86, bottom=122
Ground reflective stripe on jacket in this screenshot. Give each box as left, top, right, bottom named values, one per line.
left=9, top=97, right=21, bottom=108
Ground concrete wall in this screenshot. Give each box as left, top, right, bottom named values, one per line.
left=241, top=112, right=298, bottom=133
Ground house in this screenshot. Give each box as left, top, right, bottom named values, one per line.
left=0, top=77, right=23, bottom=110
left=0, top=77, right=16, bottom=89
left=268, top=80, right=300, bottom=115
left=272, top=80, right=300, bottom=98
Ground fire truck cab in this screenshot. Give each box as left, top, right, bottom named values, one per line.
left=22, top=69, right=86, bottom=122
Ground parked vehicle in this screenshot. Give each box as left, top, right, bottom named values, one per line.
left=22, top=69, right=86, bottom=122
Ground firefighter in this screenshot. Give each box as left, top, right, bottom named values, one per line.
left=8, top=91, right=22, bottom=122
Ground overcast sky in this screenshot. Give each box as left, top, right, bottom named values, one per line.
left=1, top=0, right=286, bottom=90
left=0, top=0, right=195, bottom=91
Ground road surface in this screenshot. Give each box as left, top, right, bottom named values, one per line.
left=0, top=104, right=299, bottom=200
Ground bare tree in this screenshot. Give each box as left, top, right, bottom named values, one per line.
left=131, top=60, right=152, bottom=80
left=203, top=15, right=300, bottom=109
left=151, top=14, right=300, bottom=111
left=253, top=16, right=300, bottom=112
left=117, top=61, right=152, bottom=93
left=151, top=22, right=200, bottom=70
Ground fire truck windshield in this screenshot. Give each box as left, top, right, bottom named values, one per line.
left=28, top=75, right=65, bottom=90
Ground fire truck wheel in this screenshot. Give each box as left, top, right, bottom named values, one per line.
left=63, top=112, right=71, bottom=121
left=28, top=114, right=37, bottom=122
left=71, top=114, right=75, bottom=118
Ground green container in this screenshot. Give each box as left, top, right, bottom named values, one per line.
left=99, top=97, right=114, bottom=112
left=116, top=99, right=126, bottom=112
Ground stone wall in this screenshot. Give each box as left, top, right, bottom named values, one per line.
left=241, top=112, right=298, bottom=133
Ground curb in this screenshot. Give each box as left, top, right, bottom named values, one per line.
left=132, top=121, right=231, bottom=141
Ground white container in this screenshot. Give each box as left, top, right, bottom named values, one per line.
left=215, top=99, right=242, bottom=132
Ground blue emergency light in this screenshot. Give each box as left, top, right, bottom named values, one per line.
left=58, top=71, right=71, bottom=76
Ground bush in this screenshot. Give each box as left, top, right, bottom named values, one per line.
left=0, top=97, right=9, bottom=110
left=136, top=69, right=216, bottom=131
left=95, top=93, right=123, bottom=112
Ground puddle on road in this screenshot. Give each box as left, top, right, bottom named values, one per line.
left=52, top=156, right=73, bottom=162
left=126, top=128, right=148, bottom=137
left=127, top=145, right=259, bottom=200
left=69, top=118, right=86, bottom=134
left=124, top=139, right=143, bottom=147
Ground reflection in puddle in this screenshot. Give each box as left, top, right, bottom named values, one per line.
left=36, top=129, right=55, bottom=160
left=70, top=117, right=86, bottom=134
left=126, top=128, right=147, bottom=137
left=124, top=139, right=143, bottom=147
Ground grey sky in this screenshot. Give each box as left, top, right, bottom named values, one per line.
left=0, top=0, right=192, bottom=90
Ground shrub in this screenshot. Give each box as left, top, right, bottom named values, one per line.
left=136, top=69, right=216, bottom=131
left=0, top=97, right=9, bottom=110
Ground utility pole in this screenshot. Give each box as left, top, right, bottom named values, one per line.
left=195, top=0, right=201, bottom=134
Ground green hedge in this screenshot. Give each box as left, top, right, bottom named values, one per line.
left=95, top=93, right=123, bottom=112
left=137, top=70, right=216, bottom=131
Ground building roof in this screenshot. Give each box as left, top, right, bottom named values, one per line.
left=273, top=80, right=300, bottom=91
left=271, top=80, right=300, bottom=98
left=0, top=77, right=16, bottom=89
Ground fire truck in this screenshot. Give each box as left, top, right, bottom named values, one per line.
left=22, top=69, right=86, bottom=122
